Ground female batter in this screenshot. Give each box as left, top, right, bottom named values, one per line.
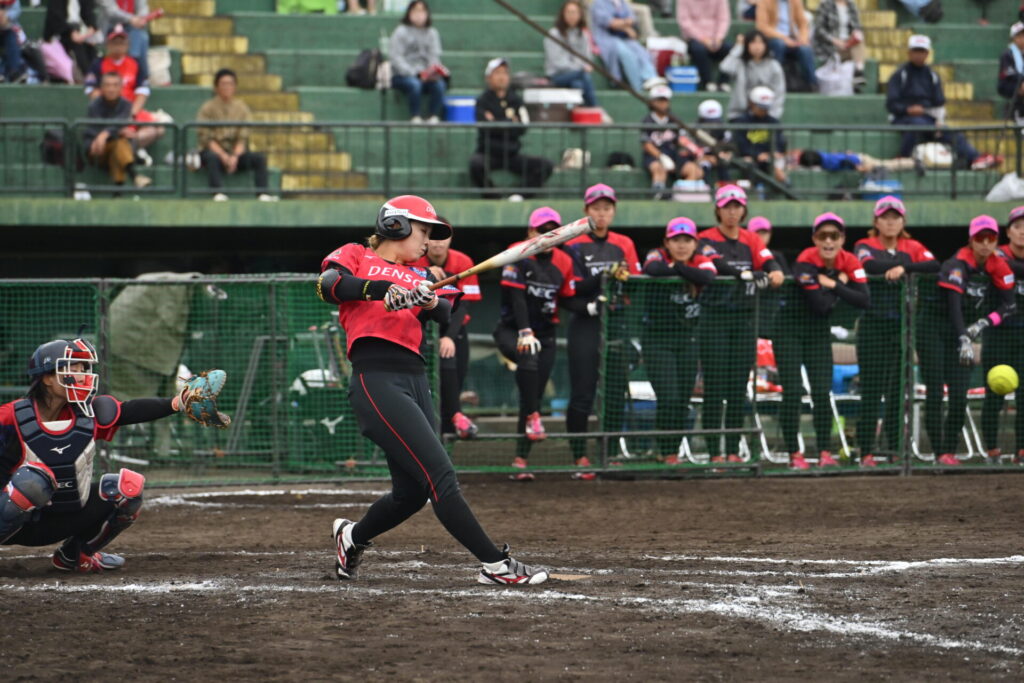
left=779, top=212, right=870, bottom=470
left=641, top=217, right=717, bottom=463
left=980, top=205, right=1024, bottom=464
left=917, top=215, right=1016, bottom=466
left=494, top=207, right=577, bottom=480
left=852, top=196, right=938, bottom=466
left=317, top=194, right=548, bottom=585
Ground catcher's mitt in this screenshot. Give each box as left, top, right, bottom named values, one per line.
left=178, top=369, right=231, bottom=428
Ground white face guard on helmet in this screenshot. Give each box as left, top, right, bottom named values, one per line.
left=55, top=338, right=99, bottom=417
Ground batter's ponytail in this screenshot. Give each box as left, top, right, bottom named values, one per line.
left=367, top=234, right=383, bottom=249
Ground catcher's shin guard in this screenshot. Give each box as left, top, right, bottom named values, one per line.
left=0, top=464, right=56, bottom=543
left=81, top=468, right=145, bottom=554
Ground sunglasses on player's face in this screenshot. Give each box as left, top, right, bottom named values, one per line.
left=814, top=230, right=843, bottom=242
left=971, top=231, right=997, bottom=244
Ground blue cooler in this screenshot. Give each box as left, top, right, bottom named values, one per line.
left=665, top=66, right=699, bottom=93
left=444, top=96, right=476, bottom=123
left=860, top=178, right=903, bottom=201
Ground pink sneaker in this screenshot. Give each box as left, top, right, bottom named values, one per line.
left=452, top=412, right=478, bottom=439
left=726, top=454, right=743, bottom=463
left=790, top=452, right=810, bottom=470
left=818, top=451, right=839, bottom=467
left=524, top=411, right=546, bottom=441
left=572, top=457, right=596, bottom=481
left=510, top=456, right=534, bottom=481
left=937, top=453, right=960, bottom=466
left=662, top=455, right=681, bottom=465
left=861, top=454, right=878, bottom=468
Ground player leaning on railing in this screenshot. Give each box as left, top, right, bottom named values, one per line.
left=317, top=194, right=548, bottom=585
left=0, top=338, right=228, bottom=573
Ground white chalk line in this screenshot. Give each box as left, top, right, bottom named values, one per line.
left=146, top=488, right=387, bottom=508
left=1, top=578, right=1019, bottom=658
left=644, top=554, right=1024, bottom=578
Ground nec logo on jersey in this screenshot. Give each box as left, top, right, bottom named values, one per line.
left=51, top=445, right=71, bottom=455
left=55, top=480, right=74, bottom=489
left=527, top=284, right=556, bottom=300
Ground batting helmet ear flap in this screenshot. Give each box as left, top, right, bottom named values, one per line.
left=375, top=208, right=412, bottom=240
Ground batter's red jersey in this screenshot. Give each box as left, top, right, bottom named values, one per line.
left=322, top=243, right=447, bottom=357
left=409, top=248, right=482, bottom=302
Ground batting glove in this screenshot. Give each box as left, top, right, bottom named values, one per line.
left=586, top=295, right=606, bottom=317
left=383, top=284, right=414, bottom=312
left=957, top=335, right=975, bottom=366
left=606, top=261, right=631, bottom=282
left=516, top=328, right=542, bottom=355
left=409, top=280, right=439, bottom=309
left=964, top=317, right=991, bottom=340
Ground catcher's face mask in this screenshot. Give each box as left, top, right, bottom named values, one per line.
left=55, top=339, right=99, bottom=417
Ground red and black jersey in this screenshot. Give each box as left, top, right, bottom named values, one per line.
left=84, top=55, right=150, bottom=103
left=409, top=248, right=481, bottom=333
left=792, top=247, right=870, bottom=317
left=499, top=247, right=575, bottom=332
left=938, top=247, right=1015, bottom=296
left=996, top=245, right=1024, bottom=328
left=854, top=236, right=935, bottom=269
left=642, top=248, right=717, bottom=329
left=933, top=247, right=1016, bottom=327
left=697, top=226, right=775, bottom=272
left=321, top=243, right=457, bottom=357
left=563, top=231, right=641, bottom=278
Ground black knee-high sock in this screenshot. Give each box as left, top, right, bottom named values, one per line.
left=431, top=492, right=504, bottom=563
left=352, top=493, right=426, bottom=545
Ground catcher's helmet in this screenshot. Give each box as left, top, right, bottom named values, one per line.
left=28, top=338, right=99, bottom=417
left=376, top=195, right=452, bottom=241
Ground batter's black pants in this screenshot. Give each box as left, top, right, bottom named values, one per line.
left=5, top=483, right=133, bottom=556
left=439, top=329, right=471, bottom=434
left=980, top=326, right=1024, bottom=453
left=348, top=369, right=503, bottom=563
left=494, top=324, right=557, bottom=459
left=916, top=316, right=972, bottom=455
left=856, top=316, right=904, bottom=456
left=566, top=315, right=629, bottom=460
left=776, top=321, right=834, bottom=455
left=643, top=332, right=699, bottom=456
left=698, top=309, right=755, bottom=457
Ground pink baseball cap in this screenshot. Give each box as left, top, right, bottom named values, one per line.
left=748, top=216, right=772, bottom=232
left=813, top=212, right=845, bottom=232
left=715, top=184, right=747, bottom=208
left=969, top=214, right=998, bottom=238
left=528, top=206, right=562, bottom=229
left=665, top=217, right=698, bottom=239
left=873, top=195, right=906, bottom=217
left=584, top=183, right=617, bottom=206
left=1008, top=205, right=1024, bottom=225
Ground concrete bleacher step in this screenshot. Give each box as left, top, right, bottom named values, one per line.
left=181, top=53, right=266, bottom=75
left=157, top=35, right=250, bottom=54
left=150, top=16, right=234, bottom=37
left=250, top=131, right=334, bottom=152
left=184, top=73, right=283, bottom=90
left=859, top=10, right=898, bottom=29
left=252, top=111, right=315, bottom=123
left=267, top=152, right=353, bottom=172
left=235, top=92, right=300, bottom=111
left=161, top=0, right=217, bottom=16
left=281, top=172, right=367, bottom=191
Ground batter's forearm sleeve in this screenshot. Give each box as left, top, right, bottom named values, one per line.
left=317, top=267, right=393, bottom=304
left=947, top=290, right=967, bottom=336
left=445, top=301, right=470, bottom=339
left=419, top=297, right=452, bottom=325
left=675, top=263, right=717, bottom=286
left=118, top=398, right=176, bottom=425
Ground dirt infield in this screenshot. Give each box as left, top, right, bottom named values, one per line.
left=1, top=474, right=1022, bottom=680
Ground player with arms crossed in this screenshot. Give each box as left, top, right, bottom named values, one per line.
left=317, top=195, right=548, bottom=585
left=495, top=207, right=578, bottom=481
left=0, top=337, right=227, bottom=572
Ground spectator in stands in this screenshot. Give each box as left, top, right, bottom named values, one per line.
left=695, top=98, right=735, bottom=185
left=886, top=34, right=1000, bottom=170
left=85, top=25, right=163, bottom=165
left=82, top=71, right=150, bottom=189
left=195, top=68, right=277, bottom=202
left=812, top=0, right=866, bottom=92
left=998, top=21, right=1024, bottom=124
left=733, top=85, right=788, bottom=183
left=389, top=1, right=447, bottom=124
left=641, top=84, right=704, bottom=199
left=676, top=0, right=732, bottom=92
left=795, top=148, right=919, bottom=174
left=721, top=29, right=786, bottom=121
left=0, top=0, right=27, bottom=83
left=590, top=0, right=666, bottom=93
left=346, top=0, right=376, bottom=15
left=738, top=0, right=758, bottom=20
left=44, top=0, right=100, bottom=80
left=545, top=0, right=598, bottom=107
left=96, top=0, right=151, bottom=77
left=755, top=0, right=817, bottom=91
left=469, top=58, right=553, bottom=199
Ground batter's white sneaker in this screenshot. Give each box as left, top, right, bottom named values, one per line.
left=332, top=518, right=372, bottom=580
left=478, top=544, right=548, bottom=586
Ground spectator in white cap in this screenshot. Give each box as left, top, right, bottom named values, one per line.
left=696, top=98, right=736, bottom=185
left=469, top=57, right=553, bottom=198
left=640, top=84, right=704, bottom=199
left=886, top=34, right=1000, bottom=170
left=732, top=85, right=788, bottom=183
left=721, top=28, right=787, bottom=121
left=998, top=21, right=1024, bottom=125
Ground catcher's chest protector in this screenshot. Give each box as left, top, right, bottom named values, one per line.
left=13, top=399, right=96, bottom=511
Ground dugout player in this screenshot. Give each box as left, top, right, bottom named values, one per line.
left=1, top=338, right=192, bottom=572
left=917, top=215, right=1016, bottom=466
left=779, top=213, right=870, bottom=470
left=561, top=183, right=641, bottom=475
left=495, top=207, right=577, bottom=481
left=317, top=194, right=548, bottom=585
left=410, top=230, right=482, bottom=440
left=853, top=196, right=938, bottom=467
left=641, top=217, right=717, bottom=462
left=697, top=184, right=783, bottom=462
left=980, top=206, right=1024, bottom=464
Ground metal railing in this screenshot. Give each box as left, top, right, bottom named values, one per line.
left=0, top=118, right=1017, bottom=200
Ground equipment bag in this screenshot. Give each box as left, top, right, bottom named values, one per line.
left=346, top=48, right=383, bottom=89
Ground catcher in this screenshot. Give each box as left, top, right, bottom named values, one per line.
left=0, top=337, right=228, bottom=573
